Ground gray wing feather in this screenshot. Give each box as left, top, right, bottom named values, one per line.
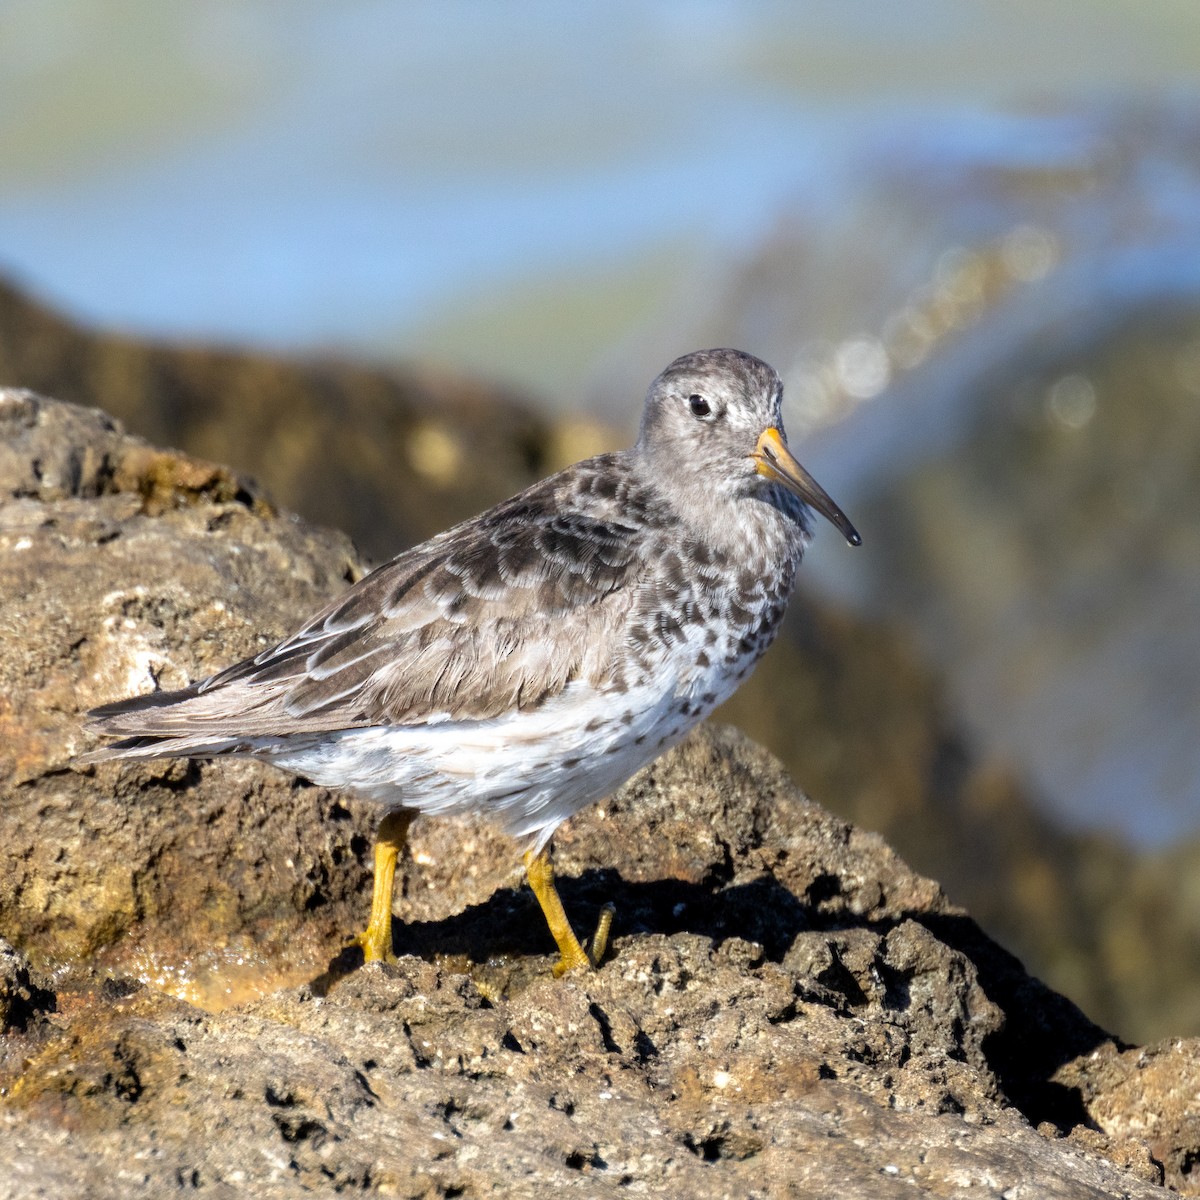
left=86, top=459, right=650, bottom=750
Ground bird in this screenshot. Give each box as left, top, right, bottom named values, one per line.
left=84, top=348, right=861, bottom=976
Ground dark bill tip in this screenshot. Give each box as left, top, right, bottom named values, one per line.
left=753, top=428, right=862, bottom=548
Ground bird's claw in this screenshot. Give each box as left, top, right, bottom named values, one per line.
left=552, top=903, right=616, bottom=977
left=347, top=925, right=395, bottom=966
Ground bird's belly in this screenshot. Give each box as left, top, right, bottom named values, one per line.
left=263, top=681, right=699, bottom=852
left=263, top=605, right=781, bottom=852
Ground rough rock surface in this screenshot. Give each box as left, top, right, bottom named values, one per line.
left=1058, top=1039, right=1200, bottom=1194
left=0, top=389, right=372, bottom=988
left=0, top=391, right=1191, bottom=1196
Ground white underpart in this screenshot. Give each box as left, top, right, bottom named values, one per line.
left=265, top=685, right=662, bottom=854
left=262, top=612, right=759, bottom=855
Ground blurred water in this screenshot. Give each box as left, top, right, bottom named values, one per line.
left=3, top=3, right=1200, bottom=846
left=3, top=2, right=1200, bottom=398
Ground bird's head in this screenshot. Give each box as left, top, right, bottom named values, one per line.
left=637, top=348, right=861, bottom=547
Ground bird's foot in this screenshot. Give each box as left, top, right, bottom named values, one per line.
left=526, top=848, right=616, bottom=978
left=347, top=918, right=395, bottom=966
left=551, top=902, right=616, bottom=978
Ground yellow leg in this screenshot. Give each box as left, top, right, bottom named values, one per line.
left=350, top=810, right=413, bottom=964
left=524, top=848, right=615, bottom=977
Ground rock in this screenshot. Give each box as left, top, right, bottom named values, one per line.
left=0, top=389, right=374, bottom=994
left=718, top=598, right=1161, bottom=1044
left=0, top=390, right=1179, bottom=1196
left=0, top=942, right=1163, bottom=1199
left=1058, top=1038, right=1200, bottom=1195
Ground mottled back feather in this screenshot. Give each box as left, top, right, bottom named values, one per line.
left=87, top=457, right=655, bottom=744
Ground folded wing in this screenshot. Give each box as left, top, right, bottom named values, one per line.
left=87, top=470, right=646, bottom=752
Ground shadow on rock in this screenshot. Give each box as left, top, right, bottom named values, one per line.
left=312, top=855, right=1110, bottom=1142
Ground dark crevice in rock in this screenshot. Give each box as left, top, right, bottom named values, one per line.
left=587, top=1002, right=622, bottom=1055
left=0, top=939, right=57, bottom=1032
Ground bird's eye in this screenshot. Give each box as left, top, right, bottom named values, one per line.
left=688, top=394, right=712, bottom=419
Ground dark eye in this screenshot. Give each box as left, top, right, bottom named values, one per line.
left=689, top=393, right=712, bottom=419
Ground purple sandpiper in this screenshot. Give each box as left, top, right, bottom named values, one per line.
left=85, top=348, right=861, bottom=974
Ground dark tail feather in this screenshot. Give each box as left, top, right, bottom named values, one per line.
left=87, top=681, right=205, bottom=730
left=81, top=682, right=251, bottom=764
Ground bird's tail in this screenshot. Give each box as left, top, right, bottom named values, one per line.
left=80, top=682, right=280, bottom=764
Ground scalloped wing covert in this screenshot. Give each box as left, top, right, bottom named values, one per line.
left=87, top=459, right=650, bottom=743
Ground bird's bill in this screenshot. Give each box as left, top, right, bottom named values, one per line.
left=753, top=427, right=862, bottom=547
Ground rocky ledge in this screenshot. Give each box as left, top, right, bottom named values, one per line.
left=1, top=390, right=1197, bottom=1197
